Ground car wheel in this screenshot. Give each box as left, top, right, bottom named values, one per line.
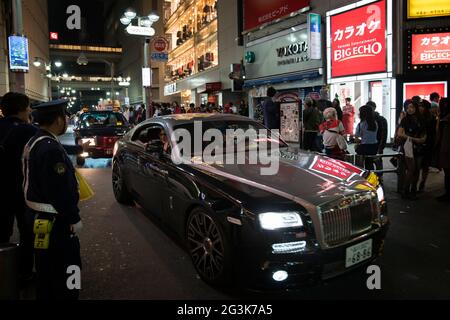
left=76, top=156, right=86, bottom=167
left=186, top=208, right=232, bottom=286
left=112, top=161, right=134, bottom=205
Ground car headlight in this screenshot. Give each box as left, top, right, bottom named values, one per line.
left=258, top=212, right=303, bottom=230
left=376, top=186, right=385, bottom=203
left=81, top=138, right=96, bottom=146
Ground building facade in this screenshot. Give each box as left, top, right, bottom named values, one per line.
left=163, top=0, right=244, bottom=107
left=396, top=0, right=450, bottom=116
left=1, top=0, right=50, bottom=102
left=242, top=0, right=399, bottom=141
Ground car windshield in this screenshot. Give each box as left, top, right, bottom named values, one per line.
left=172, top=120, right=288, bottom=156
left=80, top=112, right=128, bottom=128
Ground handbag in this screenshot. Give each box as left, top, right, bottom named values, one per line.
left=404, top=138, right=414, bottom=159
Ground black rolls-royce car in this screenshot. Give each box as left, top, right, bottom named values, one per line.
left=112, top=114, right=389, bottom=289
left=74, top=111, right=130, bottom=166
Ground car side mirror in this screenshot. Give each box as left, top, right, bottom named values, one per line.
left=145, top=140, right=164, bottom=156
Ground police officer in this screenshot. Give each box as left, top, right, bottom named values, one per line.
left=0, top=92, right=37, bottom=283
left=23, top=99, right=82, bottom=300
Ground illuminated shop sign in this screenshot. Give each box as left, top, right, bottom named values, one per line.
left=403, top=82, right=448, bottom=102
left=275, top=41, right=308, bottom=66
left=243, top=0, right=310, bottom=31
left=328, top=0, right=387, bottom=79
left=412, top=32, right=450, bottom=65
left=8, top=35, right=29, bottom=72
left=407, top=0, right=450, bottom=19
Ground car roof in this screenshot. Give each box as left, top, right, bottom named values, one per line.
left=145, top=114, right=256, bottom=127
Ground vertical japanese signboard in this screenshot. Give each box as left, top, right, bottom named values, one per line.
left=328, top=0, right=387, bottom=79
left=8, top=35, right=29, bottom=72
left=308, top=13, right=321, bottom=60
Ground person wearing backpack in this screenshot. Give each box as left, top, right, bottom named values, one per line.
left=0, top=92, right=38, bottom=285
left=319, top=107, right=347, bottom=159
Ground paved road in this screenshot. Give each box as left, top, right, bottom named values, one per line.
left=17, top=130, right=450, bottom=299
left=74, top=167, right=450, bottom=300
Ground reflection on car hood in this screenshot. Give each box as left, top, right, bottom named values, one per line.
left=77, top=126, right=129, bottom=137
left=189, top=149, right=373, bottom=207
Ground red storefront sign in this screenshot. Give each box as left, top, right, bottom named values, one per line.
left=412, top=32, right=450, bottom=65
left=205, top=82, right=222, bottom=92
left=330, top=0, right=386, bottom=78
left=403, top=82, right=448, bottom=102
left=309, top=157, right=356, bottom=181
left=50, top=32, right=58, bottom=41
left=243, top=0, right=310, bottom=31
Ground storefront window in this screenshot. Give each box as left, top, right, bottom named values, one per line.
left=196, top=32, right=218, bottom=72
left=165, top=0, right=218, bottom=82
left=167, top=47, right=196, bottom=82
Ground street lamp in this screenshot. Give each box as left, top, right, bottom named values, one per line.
left=33, top=56, right=59, bottom=99
left=120, top=8, right=160, bottom=117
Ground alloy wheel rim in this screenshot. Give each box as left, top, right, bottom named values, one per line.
left=187, top=212, right=224, bottom=280
left=112, top=165, right=122, bottom=194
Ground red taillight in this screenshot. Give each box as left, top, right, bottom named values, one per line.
left=96, top=136, right=118, bottom=147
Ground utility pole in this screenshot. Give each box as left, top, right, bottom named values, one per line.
left=9, top=0, right=25, bottom=93
left=143, top=37, right=153, bottom=118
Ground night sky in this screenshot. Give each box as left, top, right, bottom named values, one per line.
left=47, top=0, right=109, bottom=45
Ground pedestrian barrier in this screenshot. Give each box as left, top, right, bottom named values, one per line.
left=343, top=151, right=403, bottom=192
left=0, top=243, right=19, bottom=300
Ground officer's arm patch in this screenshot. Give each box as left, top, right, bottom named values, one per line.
left=54, top=162, right=67, bottom=175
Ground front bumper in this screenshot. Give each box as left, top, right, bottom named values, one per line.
left=235, top=223, right=389, bottom=290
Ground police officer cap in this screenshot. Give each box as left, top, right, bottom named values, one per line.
left=32, top=99, right=69, bottom=111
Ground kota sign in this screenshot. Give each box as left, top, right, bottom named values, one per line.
left=407, top=0, right=450, bottom=19
left=329, top=0, right=387, bottom=79
left=243, top=0, right=310, bottom=31
left=8, top=35, right=29, bottom=72
left=412, top=32, right=450, bottom=65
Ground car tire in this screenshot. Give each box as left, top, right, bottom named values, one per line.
left=186, top=207, right=233, bottom=286
left=112, top=161, right=134, bottom=205
left=76, top=156, right=86, bottom=167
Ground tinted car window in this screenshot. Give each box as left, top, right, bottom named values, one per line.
left=173, top=120, right=288, bottom=155
left=79, top=112, right=128, bottom=128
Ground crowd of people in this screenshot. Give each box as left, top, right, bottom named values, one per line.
left=261, top=86, right=449, bottom=202
left=119, top=100, right=250, bottom=126
left=395, top=94, right=450, bottom=201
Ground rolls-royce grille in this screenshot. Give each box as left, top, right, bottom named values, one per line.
left=321, top=199, right=374, bottom=246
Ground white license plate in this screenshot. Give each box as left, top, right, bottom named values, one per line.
left=345, top=239, right=372, bottom=268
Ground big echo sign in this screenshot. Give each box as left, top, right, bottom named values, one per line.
left=329, top=0, right=387, bottom=78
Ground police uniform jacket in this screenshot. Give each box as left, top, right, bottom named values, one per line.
left=23, top=129, right=81, bottom=225
left=0, top=117, right=37, bottom=211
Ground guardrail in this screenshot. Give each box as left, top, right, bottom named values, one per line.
left=342, top=152, right=403, bottom=192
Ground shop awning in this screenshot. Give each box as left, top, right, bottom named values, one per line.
left=243, top=69, right=321, bottom=88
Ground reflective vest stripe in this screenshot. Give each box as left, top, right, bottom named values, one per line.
left=23, top=136, right=59, bottom=214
